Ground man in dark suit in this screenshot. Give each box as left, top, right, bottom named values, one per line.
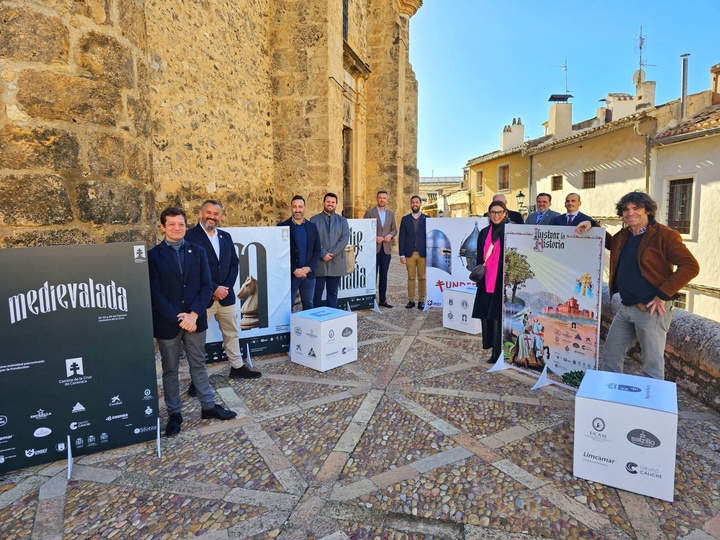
left=364, top=190, right=397, bottom=308
left=149, top=207, right=237, bottom=437
left=484, top=194, right=524, bottom=224
left=185, top=200, right=261, bottom=384
left=525, top=193, right=561, bottom=225
left=278, top=195, right=321, bottom=310
left=399, top=195, right=427, bottom=309
left=550, top=192, right=597, bottom=226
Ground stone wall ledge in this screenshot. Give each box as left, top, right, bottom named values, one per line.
left=601, top=285, right=720, bottom=413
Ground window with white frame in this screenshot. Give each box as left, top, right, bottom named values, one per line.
left=476, top=170, right=484, bottom=194
left=667, top=178, right=692, bottom=234
left=672, top=291, right=688, bottom=310
left=498, top=165, right=509, bottom=191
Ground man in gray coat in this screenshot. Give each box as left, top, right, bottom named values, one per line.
left=310, top=193, right=350, bottom=308
left=525, top=193, right=560, bottom=225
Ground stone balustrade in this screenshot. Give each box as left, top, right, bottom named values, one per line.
left=601, top=285, right=720, bottom=413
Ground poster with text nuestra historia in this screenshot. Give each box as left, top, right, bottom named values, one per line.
left=0, top=243, right=158, bottom=473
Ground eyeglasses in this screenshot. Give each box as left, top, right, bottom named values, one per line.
left=489, top=210, right=506, bottom=216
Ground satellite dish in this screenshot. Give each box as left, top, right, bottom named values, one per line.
left=632, top=69, right=646, bottom=84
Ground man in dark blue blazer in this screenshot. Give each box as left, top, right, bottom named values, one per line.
left=549, top=193, right=598, bottom=227
left=278, top=195, right=321, bottom=310
left=399, top=195, right=427, bottom=309
left=149, top=206, right=236, bottom=436
left=185, top=200, right=260, bottom=382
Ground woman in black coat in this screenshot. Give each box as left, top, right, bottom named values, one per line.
left=472, top=200, right=507, bottom=363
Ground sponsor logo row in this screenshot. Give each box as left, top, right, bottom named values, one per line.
left=584, top=417, right=662, bottom=448
left=293, top=326, right=354, bottom=339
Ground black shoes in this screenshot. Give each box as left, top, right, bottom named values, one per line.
left=418, top=302, right=424, bottom=310
left=379, top=301, right=393, bottom=308
left=201, top=404, right=237, bottom=420
left=405, top=301, right=416, bottom=309
left=229, top=365, right=262, bottom=379
left=166, top=406, right=235, bottom=434
left=187, top=382, right=197, bottom=396
left=166, top=413, right=183, bottom=436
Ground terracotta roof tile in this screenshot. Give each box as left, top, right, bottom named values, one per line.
left=654, top=104, right=720, bottom=140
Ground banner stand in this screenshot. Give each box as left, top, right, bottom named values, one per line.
left=531, top=366, right=554, bottom=390
left=487, top=352, right=511, bottom=372
left=66, top=435, right=73, bottom=479
left=156, top=417, right=161, bottom=458
left=245, top=343, right=254, bottom=368
left=373, top=300, right=382, bottom=314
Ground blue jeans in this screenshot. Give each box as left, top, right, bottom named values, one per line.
left=313, top=276, right=341, bottom=308
left=376, top=250, right=391, bottom=302
left=602, top=302, right=673, bottom=380
left=157, top=330, right=216, bottom=414
left=291, top=275, right=315, bottom=310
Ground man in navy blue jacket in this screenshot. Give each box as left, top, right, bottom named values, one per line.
left=399, top=195, right=427, bottom=309
left=185, top=200, right=261, bottom=383
left=550, top=193, right=597, bottom=226
left=149, top=207, right=236, bottom=437
left=278, top=195, right=321, bottom=310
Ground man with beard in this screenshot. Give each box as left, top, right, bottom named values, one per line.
left=185, top=200, right=261, bottom=390
left=309, top=193, right=350, bottom=308
left=279, top=195, right=322, bottom=311
left=364, top=190, right=397, bottom=308
left=149, top=206, right=237, bottom=436
left=398, top=195, right=427, bottom=309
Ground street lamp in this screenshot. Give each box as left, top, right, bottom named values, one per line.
left=516, top=190, right=525, bottom=208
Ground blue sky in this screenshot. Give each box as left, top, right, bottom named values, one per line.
left=409, top=1, right=719, bottom=178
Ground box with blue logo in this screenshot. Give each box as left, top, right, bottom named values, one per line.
left=573, top=369, right=677, bottom=501
left=443, top=285, right=481, bottom=335
left=290, top=307, right=357, bottom=372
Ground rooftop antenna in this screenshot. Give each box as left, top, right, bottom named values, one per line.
left=633, top=26, right=656, bottom=84
left=550, top=59, right=571, bottom=94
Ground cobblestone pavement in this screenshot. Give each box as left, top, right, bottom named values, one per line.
left=2, top=261, right=719, bottom=539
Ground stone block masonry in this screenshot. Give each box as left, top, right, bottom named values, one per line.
left=0, top=0, right=155, bottom=246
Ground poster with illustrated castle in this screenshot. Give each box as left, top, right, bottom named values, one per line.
left=501, top=224, right=605, bottom=385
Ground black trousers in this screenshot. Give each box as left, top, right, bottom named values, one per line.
left=481, top=318, right=502, bottom=361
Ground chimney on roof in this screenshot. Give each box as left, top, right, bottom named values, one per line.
left=499, top=117, right=524, bottom=151
left=635, top=80, right=656, bottom=110
left=681, top=54, right=690, bottom=120
left=711, top=63, right=720, bottom=105
left=548, top=103, right=572, bottom=139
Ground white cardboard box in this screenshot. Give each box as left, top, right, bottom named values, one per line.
left=290, top=307, right=357, bottom=372
left=443, top=285, right=481, bottom=335
left=574, top=370, right=677, bottom=501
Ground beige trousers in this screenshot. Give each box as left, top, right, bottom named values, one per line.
left=405, top=252, right=426, bottom=302
left=206, top=301, right=243, bottom=369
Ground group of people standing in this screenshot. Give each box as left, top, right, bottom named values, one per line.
left=148, top=187, right=698, bottom=438
left=283, top=189, right=430, bottom=312
left=148, top=201, right=262, bottom=437
left=471, top=190, right=699, bottom=384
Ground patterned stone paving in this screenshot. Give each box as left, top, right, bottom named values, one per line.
left=62, top=482, right=261, bottom=538
left=338, top=396, right=457, bottom=484
left=262, top=395, right=367, bottom=483
left=1, top=261, right=719, bottom=539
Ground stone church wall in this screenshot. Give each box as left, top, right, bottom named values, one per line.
left=0, top=0, right=421, bottom=244
left=0, top=0, right=154, bottom=246
left=145, top=0, right=276, bottom=225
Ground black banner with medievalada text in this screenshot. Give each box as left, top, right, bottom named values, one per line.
left=0, top=243, right=158, bottom=473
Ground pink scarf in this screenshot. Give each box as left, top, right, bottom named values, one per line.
left=483, top=232, right=501, bottom=292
